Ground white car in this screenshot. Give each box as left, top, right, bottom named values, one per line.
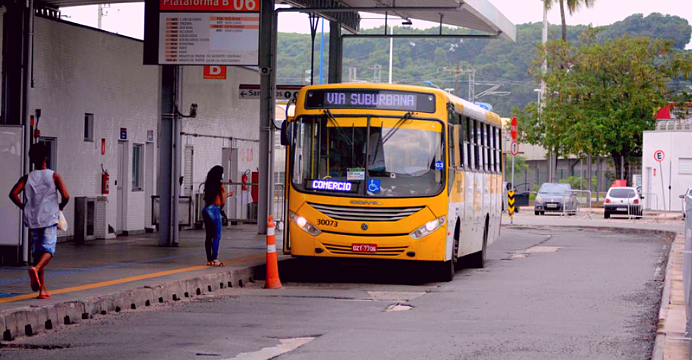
left=681, top=187, right=692, bottom=219
left=604, top=186, right=643, bottom=219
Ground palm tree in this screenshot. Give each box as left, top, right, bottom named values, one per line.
left=543, top=0, right=597, bottom=41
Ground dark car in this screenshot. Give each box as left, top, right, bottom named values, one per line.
left=604, top=186, right=643, bottom=218
left=680, top=187, right=692, bottom=219
left=534, top=183, right=577, bottom=215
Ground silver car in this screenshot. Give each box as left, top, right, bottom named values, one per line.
left=534, top=183, right=577, bottom=215
left=681, top=187, right=692, bottom=219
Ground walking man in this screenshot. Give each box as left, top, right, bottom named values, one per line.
left=9, top=143, right=69, bottom=299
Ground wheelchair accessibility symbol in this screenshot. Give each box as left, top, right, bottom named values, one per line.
left=367, top=179, right=381, bottom=193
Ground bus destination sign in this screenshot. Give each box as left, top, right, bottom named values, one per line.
left=305, top=89, right=436, bottom=113
left=308, top=179, right=358, bottom=193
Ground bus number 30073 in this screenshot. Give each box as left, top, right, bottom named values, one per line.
left=317, top=219, right=338, bottom=227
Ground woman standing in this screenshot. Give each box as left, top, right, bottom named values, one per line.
left=202, top=166, right=233, bottom=267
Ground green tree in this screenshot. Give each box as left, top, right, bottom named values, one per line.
left=543, top=0, right=597, bottom=41
left=519, top=32, right=692, bottom=183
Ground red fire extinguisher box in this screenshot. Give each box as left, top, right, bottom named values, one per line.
left=251, top=171, right=259, bottom=203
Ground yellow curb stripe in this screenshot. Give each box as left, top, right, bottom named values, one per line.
left=0, top=254, right=265, bottom=304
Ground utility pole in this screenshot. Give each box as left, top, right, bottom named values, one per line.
left=348, top=67, right=357, bottom=82
left=444, top=65, right=475, bottom=102
left=369, top=65, right=381, bottom=83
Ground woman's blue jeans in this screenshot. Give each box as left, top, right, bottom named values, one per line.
left=202, top=204, right=222, bottom=262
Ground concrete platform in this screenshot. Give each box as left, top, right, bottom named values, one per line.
left=0, top=224, right=283, bottom=341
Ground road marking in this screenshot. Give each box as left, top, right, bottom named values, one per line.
left=224, top=337, right=315, bottom=360
left=0, top=254, right=265, bottom=304
left=385, top=303, right=413, bottom=312
left=525, top=246, right=560, bottom=253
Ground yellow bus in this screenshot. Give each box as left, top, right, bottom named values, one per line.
left=279, top=83, right=504, bottom=281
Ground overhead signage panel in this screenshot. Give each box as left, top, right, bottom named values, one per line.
left=144, top=0, right=260, bottom=66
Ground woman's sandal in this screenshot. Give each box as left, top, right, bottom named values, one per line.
left=211, top=260, right=224, bottom=267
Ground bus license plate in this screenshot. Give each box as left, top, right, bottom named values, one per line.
left=352, top=244, right=377, bottom=253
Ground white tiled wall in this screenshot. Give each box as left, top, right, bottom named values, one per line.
left=6, top=16, right=260, bottom=238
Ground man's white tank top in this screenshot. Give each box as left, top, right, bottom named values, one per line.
left=24, top=169, right=59, bottom=229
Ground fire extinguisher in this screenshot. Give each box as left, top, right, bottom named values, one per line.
left=241, top=170, right=250, bottom=191
left=101, top=164, right=110, bottom=195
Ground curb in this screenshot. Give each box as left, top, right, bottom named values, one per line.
left=1, top=262, right=266, bottom=342
left=652, top=235, right=675, bottom=360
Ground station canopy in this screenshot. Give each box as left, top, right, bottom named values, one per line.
left=45, top=0, right=515, bottom=42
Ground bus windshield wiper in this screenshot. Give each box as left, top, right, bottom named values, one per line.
left=381, top=111, right=413, bottom=144
left=324, top=109, right=352, bottom=146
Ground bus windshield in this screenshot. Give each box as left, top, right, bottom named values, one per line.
left=290, top=115, right=445, bottom=197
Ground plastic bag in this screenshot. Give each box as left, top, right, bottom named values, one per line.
left=57, top=211, right=68, bottom=231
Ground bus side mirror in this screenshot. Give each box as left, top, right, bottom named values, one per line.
left=280, top=121, right=293, bottom=146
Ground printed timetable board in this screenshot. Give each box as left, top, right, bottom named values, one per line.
left=144, top=0, right=260, bottom=66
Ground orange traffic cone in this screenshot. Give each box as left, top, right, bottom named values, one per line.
left=265, top=215, right=282, bottom=289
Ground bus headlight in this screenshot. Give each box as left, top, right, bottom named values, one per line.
left=410, top=216, right=445, bottom=239
left=289, top=211, right=321, bottom=236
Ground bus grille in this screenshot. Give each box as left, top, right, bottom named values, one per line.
left=322, top=243, right=408, bottom=256
left=309, top=203, right=424, bottom=222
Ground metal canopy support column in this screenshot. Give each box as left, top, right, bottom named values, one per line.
left=21, top=0, right=35, bottom=264
left=158, top=65, right=181, bottom=246
left=328, top=20, right=342, bottom=84
left=257, top=0, right=276, bottom=234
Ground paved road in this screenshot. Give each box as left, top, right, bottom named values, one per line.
left=2, top=227, right=669, bottom=360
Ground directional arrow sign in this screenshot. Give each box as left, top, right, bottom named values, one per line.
left=239, top=84, right=303, bottom=100
left=507, top=190, right=516, bottom=217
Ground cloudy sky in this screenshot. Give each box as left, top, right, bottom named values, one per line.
left=60, top=0, right=692, bottom=48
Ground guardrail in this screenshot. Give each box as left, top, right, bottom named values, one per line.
left=683, top=194, right=692, bottom=357
left=192, top=182, right=286, bottom=228
left=564, top=190, right=592, bottom=218
left=640, top=192, right=659, bottom=211
left=151, top=196, right=193, bottom=227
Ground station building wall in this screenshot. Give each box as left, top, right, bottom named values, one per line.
left=642, top=130, right=692, bottom=212
left=1, top=15, right=260, bottom=239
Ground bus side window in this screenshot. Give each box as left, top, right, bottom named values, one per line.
left=486, top=123, right=492, bottom=173
left=457, top=114, right=464, bottom=168
left=494, top=126, right=500, bottom=173
left=448, top=125, right=455, bottom=168
left=497, top=126, right=503, bottom=173
left=473, top=120, right=479, bottom=170
left=467, top=117, right=474, bottom=170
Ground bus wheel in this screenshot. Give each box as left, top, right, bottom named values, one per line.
left=467, top=219, right=488, bottom=268
left=437, top=228, right=459, bottom=282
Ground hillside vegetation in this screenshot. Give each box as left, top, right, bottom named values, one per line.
left=276, top=13, right=691, bottom=117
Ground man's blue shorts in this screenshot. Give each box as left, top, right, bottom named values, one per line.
left=30, top=225, right=57, bottom=256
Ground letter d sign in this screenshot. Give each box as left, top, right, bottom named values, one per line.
left=204, top=66, right=227, bottom=80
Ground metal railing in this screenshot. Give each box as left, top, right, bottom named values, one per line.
left=151, top=196, right=193, bottom=227
left=640, top=192, right=659, bottom=211
left=193, top=182, right=286, bottom=227
left=565, top=190, right=592, bottom=218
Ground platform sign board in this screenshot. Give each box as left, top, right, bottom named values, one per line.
left=144, top=0, right=260, bottom=66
